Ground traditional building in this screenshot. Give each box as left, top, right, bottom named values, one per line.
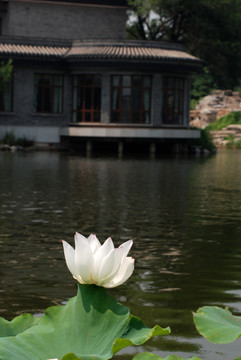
left=0, top=0, right=202, bottom=153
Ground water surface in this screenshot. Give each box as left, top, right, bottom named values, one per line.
left=1, top=150, right=241, bottom=359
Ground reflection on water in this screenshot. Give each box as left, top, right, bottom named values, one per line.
left=1, top=150, right=241, bottom=360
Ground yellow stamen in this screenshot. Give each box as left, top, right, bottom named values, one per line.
left=90, top=273, right=93, bottom=284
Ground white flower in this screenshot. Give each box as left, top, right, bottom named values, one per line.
left=62, top=233, right=134, bottom=288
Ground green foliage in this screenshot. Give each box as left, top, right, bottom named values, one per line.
left=0, top=284, right=170, bottom=360
left=0, top=314, right=39, bottom=337
left=226, top=138, right=241, bottom=149
left=193, top=306, right=241, bottom=344
left=0, top=131, right=33, bottom=147
left=132, top=353, right=201, bottom=360
left=233, top=139, right=241, bottom=149
left=193, top=129, right=216, bottom=153
left=224, top=134, right=235, bottom=141
left=0, top=59, right=13, bottom=90
left=127, top=0, right=241, bottom=90
left=190, top=67, right=217, bottom=108
left=206, top=111, right=241, bottom=131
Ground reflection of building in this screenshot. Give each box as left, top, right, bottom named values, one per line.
left=0, top=0, right=202, bottom=153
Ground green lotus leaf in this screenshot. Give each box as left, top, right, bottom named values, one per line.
left=132, top=353, right=201, bottom=360
left=0, top=284, right=170, bottom=360
left=62, top=354, right=105, bottom=360
left=0, top=313, right=39, bottom=337
left=193, top=306, right=241, bottom=343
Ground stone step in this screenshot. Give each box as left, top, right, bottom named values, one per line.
left=210, top=130, right=237, bottom=137
left=224, top=124, right=241, bottom=131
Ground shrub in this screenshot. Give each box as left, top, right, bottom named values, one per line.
left=0, top=131, right=33, bottom=147
left=206, top=111, right=241, bottom=131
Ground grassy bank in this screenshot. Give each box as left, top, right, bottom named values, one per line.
left=206, top=111, right=241, bottom=130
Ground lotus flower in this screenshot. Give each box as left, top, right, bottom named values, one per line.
left=62, top=233, right=134, bottom=288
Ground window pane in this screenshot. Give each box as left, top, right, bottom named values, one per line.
left=73, top=87, right=77, bottom=110
left=85, top=112, right=91, bottom=122
left=93, top=111, right=100, bottom=122
left=85, top=88, right=92, bottom=109
left=123, top=75, right=131, bottom=87
left=42, top=75, right=51, bottom=87
left=112, top=88, right=119, bottom=110
left=72, top=74, right=101, bottom=122
left=132, top=112, right=140, bottom=123
left=111, top=111, right=120, bottom=122
left=111, top=74, right=151, bottom=124
left=162, top=76, right=185, bottom=124
left=113, top=75, right=120, bottom=86
left=133, top=87, right=140, bottom=110
left=144, top=89, right=150, bottom=111
left=122, top=112, right=130, bottom=123
left=94, top=88, right=101, bottom=109
left=43, top=88, right=51, bottom=112
left=144, top=112, right=150, bottom=124
left=143, top=76, right=151, bottom=87
left=122, top=87, right=130, bottom=110
left=77, top=88, right=83, bottom=110
left=34, top=73, right=63, bottom=113
left=133, top=76, right=141, bottom=87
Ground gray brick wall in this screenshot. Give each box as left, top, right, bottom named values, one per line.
left=6, top=1, right=127, bottom=39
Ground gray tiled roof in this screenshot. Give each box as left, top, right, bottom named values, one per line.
left=66, top=43, right=199, bottom=63
left=0, top=39, right=201, bottom=64
left=0, top=43, right=68, bottom=57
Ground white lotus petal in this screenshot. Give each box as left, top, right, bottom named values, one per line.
left=62, top=232, right=135, bottom=288
left=92, top=237, right=114, bottom=276
left=118, top=239, right=133, bottom=258
left=100, top=246, right=127, bottom=285
left=104, top=257, right=135, bottom=288
left=88, top=234, right=101, bottom=254
left=74, top=232, right=94, bottom=283
left=100, top=240, right=133, bottom=285
left=98, top=248, right=117, bottom=282
left=62, top=240, right=77, bottom=278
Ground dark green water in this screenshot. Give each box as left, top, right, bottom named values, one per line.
left=1, top=150, right=241, bottom=360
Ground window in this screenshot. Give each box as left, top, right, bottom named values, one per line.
left=0, top=78, right=13, bottom=112
left=72, top=75, right=101, bottom=122
left=162, top=77, right=185, bottom=125
left=34, top=74, right=63, bottom=113
left=111, top=75, right=151, bottom=124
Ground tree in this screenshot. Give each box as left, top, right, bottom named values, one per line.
left=0, top=59, right=13, bottom=91
left=127, top=0, right=241, bottom=94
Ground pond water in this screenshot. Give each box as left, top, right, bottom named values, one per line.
left=1, top=149, right=241, bottom=360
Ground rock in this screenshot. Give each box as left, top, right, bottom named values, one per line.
left=190, top=90, right=241, bottom=129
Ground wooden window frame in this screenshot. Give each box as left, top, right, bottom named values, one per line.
left=111, top=75, right=152, bottom=124
left=34, top=73, right=63, bottom=114
left=72, top=74, right=101, bottom=123
left=162, top=76, right=185, bottom=125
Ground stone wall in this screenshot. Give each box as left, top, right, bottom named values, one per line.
left=190, top=90, right=241, bottom=129
left=3, top=1, right=127, bottom=40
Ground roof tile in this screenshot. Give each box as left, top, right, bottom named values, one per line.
left=0, top=40, right=201, bottom=64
